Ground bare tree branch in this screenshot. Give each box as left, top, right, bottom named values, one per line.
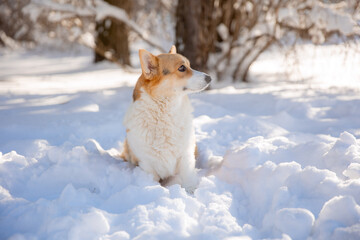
left=27, top=0, right=168, bottom=52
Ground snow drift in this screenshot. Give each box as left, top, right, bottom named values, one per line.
left=1, top=46, right=360, bottom=240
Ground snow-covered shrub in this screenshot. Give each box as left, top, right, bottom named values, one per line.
left=208, top=0, right=360, bottom=82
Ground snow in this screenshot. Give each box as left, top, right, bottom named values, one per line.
left=1, top=44, right=360, bottom=240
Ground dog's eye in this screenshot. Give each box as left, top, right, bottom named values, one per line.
left=178, top=65, right=186, bottom=72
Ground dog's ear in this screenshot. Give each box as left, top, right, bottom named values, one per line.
left=139, top=49, right=158, bottom=79
left=169, top=45, right=176, bottom=54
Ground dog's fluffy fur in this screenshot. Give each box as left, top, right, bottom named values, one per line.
left=121, top=46, right=211, bottom=191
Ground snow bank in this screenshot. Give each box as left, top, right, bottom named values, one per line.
left=1, top=47, right=360, bottom=239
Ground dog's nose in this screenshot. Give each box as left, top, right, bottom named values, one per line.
left=205, top=75, right=212, bottom=84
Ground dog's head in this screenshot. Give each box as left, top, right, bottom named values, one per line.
left=137, top=46, right=211, bottom=99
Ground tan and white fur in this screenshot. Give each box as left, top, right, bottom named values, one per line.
left=121, top=46, right=211, bottom=192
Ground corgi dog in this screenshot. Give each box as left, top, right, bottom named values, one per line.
left=121, top=45, right=211, bottom=192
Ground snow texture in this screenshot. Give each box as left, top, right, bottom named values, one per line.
left=1, top=45, right=360, bottom=240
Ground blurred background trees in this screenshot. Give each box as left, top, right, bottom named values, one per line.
left=1, top=0, right=359, bottom=82
left=175, top=0, right=216, bottom=72
left=94, top=0, right=131, bottom=65
left=175, top=0, right=360, bottom=81
left=0, top=0, right=33, bottom=47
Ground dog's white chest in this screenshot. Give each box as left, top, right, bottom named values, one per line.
left=124, top=90, right=195, bottom=179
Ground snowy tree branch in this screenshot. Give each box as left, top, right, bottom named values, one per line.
left=25, top=0, right=168, bottom=53
left=93, top=0, right=167, bottom=52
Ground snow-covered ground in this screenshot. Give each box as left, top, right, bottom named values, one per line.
left=1, top=45, right=360, bottom=240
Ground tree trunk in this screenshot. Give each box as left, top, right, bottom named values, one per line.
left=0, top=0, right=33, bottom=43
left=94, top=0, right=131, bottom=65
left=175, top=0, right=216, bottom=72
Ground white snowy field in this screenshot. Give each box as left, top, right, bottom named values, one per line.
left=1, top=45, right=360, bottom=240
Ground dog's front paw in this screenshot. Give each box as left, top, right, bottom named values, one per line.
left=184, top=185, right=197, bottom=195
left=181, top=173, right=199, bottom=195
